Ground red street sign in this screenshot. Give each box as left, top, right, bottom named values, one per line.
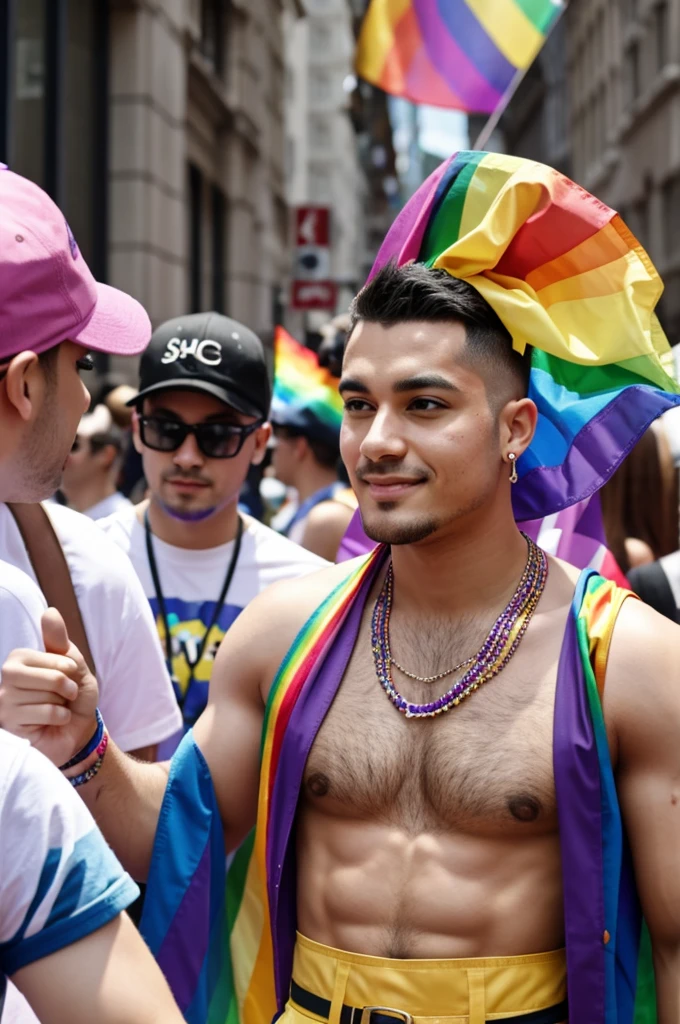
left=291, top=280, right=337, bottom=310
left=295, top=207, right=330, bottom=247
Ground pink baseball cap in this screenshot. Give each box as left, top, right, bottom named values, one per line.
left=0, top=165, right=151, bottom=361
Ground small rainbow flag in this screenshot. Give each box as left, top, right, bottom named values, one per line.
left=355, top=0, right=564, bottom=112
left=272, top=326, right=343, bottom=442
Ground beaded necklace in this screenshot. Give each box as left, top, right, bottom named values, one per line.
left=371, top=535, right=548, bottom=718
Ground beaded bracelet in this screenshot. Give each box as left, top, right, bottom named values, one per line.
left=69, top=731, right=109, bottom=788
left=59, top=708, right=104, bottom=772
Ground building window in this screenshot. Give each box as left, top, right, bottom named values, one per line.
left=309, top=162, right=331, bottom=203
left=189, top=163, right=203, bottom=313
left=310, top=23, right=331, bottom=52
left=620, top=0, right=638, bottom=23
left=654, top=2, right=669, bottom=72
left=0, top=0, right=108, bottom=276
left=310, top=115, right=331, bottom=148
left=625, top=42, right=640, bottom=105
left=212, top=185, right=226, bottom=313
left=200, top=0, right=224, bottom=76
left=662, top=173, right=680, bottom=260
left=8, top=0, right=47, bottom=188
left=309, top=69, right=332, bottom=101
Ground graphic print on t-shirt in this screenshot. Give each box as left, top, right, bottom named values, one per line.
left=149, top=596, right=244, bottom=728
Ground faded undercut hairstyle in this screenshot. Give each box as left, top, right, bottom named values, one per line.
left=348, top=262, right=532, bottom=407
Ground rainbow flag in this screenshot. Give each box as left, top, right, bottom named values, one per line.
left=369, top=150, right=680, bottom=522
left=556, top=570, right=655, bottom=1022
left=271, top=326, right=343, bottom=443
left=355, top=0, right=563, bottom=112
left=140, top=552, right=381, bottom=1024
left=141, top=547, right=655, bottom=1024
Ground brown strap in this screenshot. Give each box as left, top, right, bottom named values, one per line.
left=7, top=503, right=97, bottom=675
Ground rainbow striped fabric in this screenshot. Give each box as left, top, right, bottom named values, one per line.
left=140, top=552, right=381, bottom=1024
left=271, top=326, right=343, bottom=444
left=355, top=0, right=563, bottom=112
left=370, top=150, right=680, bottom=521
left=555, top=570, right=655, bottom=1022
left=141, top=550, right=655, bottom=1024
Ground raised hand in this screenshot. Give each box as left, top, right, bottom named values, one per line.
left=0, top=608, right=99, bottom=766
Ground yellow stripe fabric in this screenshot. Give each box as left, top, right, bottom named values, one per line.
left=462, top=0, right=546, bottom=68
left=355, top=0, right=410, bottom=83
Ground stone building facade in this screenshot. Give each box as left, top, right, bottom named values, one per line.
left=1, top=0, right=295, bottom=377
left=567, top=0, right=680, bottom=341
left=283, top=0, right=367, bottom=337
left=499, top=0, right=680, bottom=343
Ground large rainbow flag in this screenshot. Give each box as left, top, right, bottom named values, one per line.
left=141, top=549, right=656, bottom=1023
left=369, top=150, right=680, bottom=522
left=355, top=0, right=564, bottom=112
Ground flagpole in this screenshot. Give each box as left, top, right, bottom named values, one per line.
left=472, top=2, right=566, bottom=152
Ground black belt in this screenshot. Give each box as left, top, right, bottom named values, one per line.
left=290, top=980, right=567, bottom=1024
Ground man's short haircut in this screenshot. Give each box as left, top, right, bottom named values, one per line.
left=348, top=262, right=532, bottom=401
left=38, top=345, right=60, bottom=382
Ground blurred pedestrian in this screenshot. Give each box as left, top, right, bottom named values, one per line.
left=0, top=166, right=181, bottom=762
left=97, top=312, right=326, bottom=757
left=270, top=327, right=356, bottom=560
left=0, top=168, right=185, bottom=1021
left=317, top=312, right=350, bottom=378
left=600, top=420, right=679, bottom=574
left=0, top=721, right=185, bottom=1024
left=60, top=405, right=132, bottom=520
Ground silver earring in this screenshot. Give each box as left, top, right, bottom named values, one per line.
left=508, top=453, right=518, bottom=484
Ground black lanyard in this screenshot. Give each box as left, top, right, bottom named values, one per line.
left=144, top=508, right=244, bottom=712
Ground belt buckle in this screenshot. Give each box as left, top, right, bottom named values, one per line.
left=360, top=1007, right=414, bottom=1024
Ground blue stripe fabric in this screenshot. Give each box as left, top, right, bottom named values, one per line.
left=0, top=827, right=138, bottom=974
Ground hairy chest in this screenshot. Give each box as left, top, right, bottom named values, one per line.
left=304, top=617, right=562, bottom=836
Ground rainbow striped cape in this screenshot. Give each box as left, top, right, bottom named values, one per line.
left=369, top=150, right=680, bottom=522
left=355, top=0, right=563, bottom=112
left=141, top=548, right=655, bottom=1024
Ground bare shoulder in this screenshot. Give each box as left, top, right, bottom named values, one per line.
left=305, top=500, right=355, bottom=531
left=603, top=595, right=680, bottom=763
left=211, top=557, right=365, bottom=702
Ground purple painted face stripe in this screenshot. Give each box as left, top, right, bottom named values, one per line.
left=266, top=551, right=388, bottom=1008
left=553, top=572, right=605, bottom=1022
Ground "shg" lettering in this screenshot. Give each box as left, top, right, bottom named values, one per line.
left=161, top=337, right=222, bottom=367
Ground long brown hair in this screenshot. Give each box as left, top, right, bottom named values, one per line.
left=600, top=422, right=679, bottom=574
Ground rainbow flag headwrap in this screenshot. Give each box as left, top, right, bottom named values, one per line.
left=141, top=549, right=655, bottom=1024
left=355, top=0, right=563, bottom=112
left=369, top=150, right=680, bottom=521
left=271, top=326, right=343, bottom=446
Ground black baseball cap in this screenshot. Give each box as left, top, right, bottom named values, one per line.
left=129, top=311, right=271, bottom=419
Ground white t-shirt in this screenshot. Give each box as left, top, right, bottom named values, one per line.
left=0, top=729, right=138, bottom=1021
left=84, top=492, right=132, bottom=521
left=0, top=504, right=182, bottom=753
left=0, top=562, right=46, bottom=653
left=99, top=506, right=327, bottom=757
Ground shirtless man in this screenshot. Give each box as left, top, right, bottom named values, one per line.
left=3, top=154, right=680, bottom=1022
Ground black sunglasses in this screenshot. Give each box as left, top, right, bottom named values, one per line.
left=138, top=415, right=263, bottom=459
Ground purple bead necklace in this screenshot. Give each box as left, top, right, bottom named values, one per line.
left=371, top=535, right=548, bottom=718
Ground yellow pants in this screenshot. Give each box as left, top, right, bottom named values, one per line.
left=281, top=932, right=567, bottom=1024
